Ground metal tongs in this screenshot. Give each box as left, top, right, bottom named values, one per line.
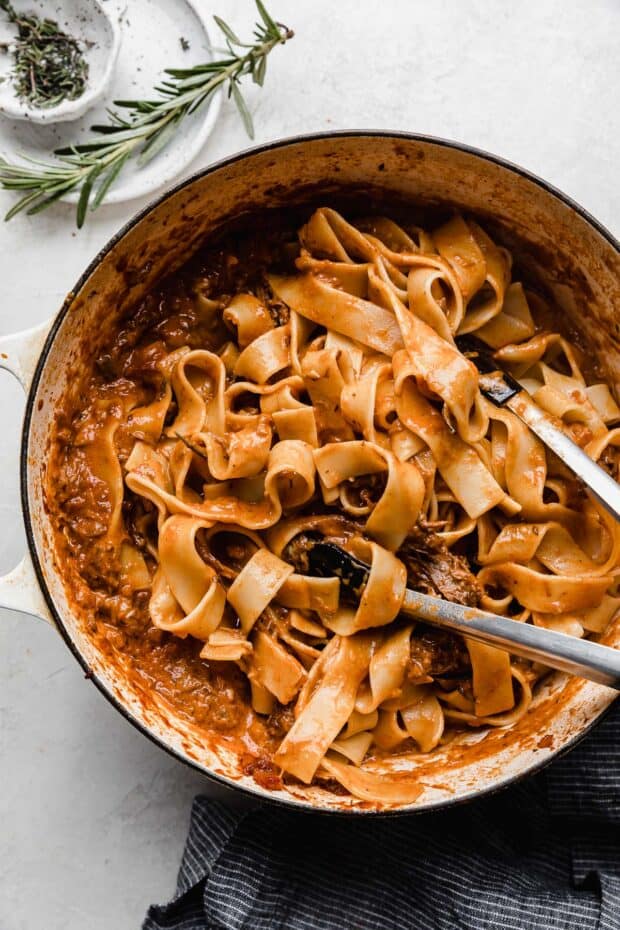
left=292, top=542, right=620, bottom=690
left=287, top=339, right=620, bottom=689
left=457, top=335, right=620, bottom=522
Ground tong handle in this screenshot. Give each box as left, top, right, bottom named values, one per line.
left=401, top=588, right=620, bottom=690
left=508, top=392, right=620, bottom=523
left=457, top=335, right=620, bottom=523
left=304, top=541, right=620, bottom=690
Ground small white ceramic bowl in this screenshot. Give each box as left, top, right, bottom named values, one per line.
left=0, top=0, right=120, bottom=123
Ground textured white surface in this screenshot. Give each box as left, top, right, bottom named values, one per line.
left=0, top=1, right=618, bottom=928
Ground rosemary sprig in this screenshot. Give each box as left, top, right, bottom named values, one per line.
left=0, top=1, right=293, bottom=227
left=0, top=0, right=89, bottom=108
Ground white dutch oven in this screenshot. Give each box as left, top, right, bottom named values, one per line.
left=1, top=132, right=619, bottom=813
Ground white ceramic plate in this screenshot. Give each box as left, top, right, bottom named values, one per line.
left=0, top=0, right=222, bottom=204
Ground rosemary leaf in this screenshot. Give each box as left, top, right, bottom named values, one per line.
left=26, top=182, right=77, bottom=215
left=92, top=153, right=130, bottom=209
left=55, top=126, right=152, bottom=152
left=137, top=115, right=179, bottom=167
left=256, top=0, right=277, bottom=32
left=5, top=189, right=43, bottom=220
left=76, top=165, right=100, bottom=227
left=89, top=124, right=131, bottom=135
left=164, top=63, right=231, bottom=77
left=254, top=54, right=267, bottom=86
left=213, top=15, right=241, bottom=45
left=231, top=81, right=254, bottom=138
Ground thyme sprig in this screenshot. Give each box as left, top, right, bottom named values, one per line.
left=0, top=1, right=293, bottom=226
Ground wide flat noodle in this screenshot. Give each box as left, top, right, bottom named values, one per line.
left=394, top=365, right=509, bottom=519
left=274, top=634, right=375, bottom=783
left=371, top=264, right=487, bottom=443
left=355, top=626, right=413, bottom=712
left=321, top=540, right=407, bottom=634
left=320, top=754, right=424, bottom=805
left=314, top=440, right=425, bottom=550
left=227, top=548, right=293, bottom=634
left=269, top=273, right=404, bottom=357
left=150, top=515, right=226, bottom=640
left=250, top=631, right=306, bottom=704
left=466, top=639, right=514, bottom=716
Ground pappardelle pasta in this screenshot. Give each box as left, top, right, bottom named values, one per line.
left=51, top=207, right=620, bottom=805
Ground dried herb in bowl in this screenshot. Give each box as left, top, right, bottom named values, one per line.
left=0, top=0, right=89, bottom=108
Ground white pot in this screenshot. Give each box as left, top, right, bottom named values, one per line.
left=2, top=132, right=619, bottom=813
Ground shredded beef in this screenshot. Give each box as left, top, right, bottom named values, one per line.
left=265, top=702, right=296, bottom=739
left=399, top=524, right=481, bottom=608
left=399, top=523, right=479, bottom=679
left=407, top=626, right=470, bottom=679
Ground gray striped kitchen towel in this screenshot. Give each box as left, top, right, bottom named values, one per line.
left=143, top=701, right=619, bottom=930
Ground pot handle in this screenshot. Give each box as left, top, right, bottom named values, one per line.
left=0, top=319, right=55, bottom=625
left=0, top=319, right=52, bottom=389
